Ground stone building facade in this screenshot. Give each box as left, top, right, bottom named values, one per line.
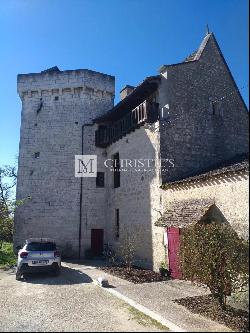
left=14, top=33, right=249, bottom=271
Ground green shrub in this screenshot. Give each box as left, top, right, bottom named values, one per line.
left=119, top=230, right=136, bottom=273
left=180, top=223, right=249, bottom=308
left=0, top=215, right=13, bottom=247
left=0, top=242, right=17, bottom=268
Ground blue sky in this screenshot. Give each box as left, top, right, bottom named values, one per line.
left=0, top=0, right=249, bottom=166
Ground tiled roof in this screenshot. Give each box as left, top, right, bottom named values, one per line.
left=155, top=199, right=215, bottom=228
left=162, top=156, right=249, bottom=188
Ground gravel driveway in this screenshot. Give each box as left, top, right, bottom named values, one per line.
left=0, top=266, right=166, bottom=332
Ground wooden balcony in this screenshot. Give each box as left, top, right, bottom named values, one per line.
left=95, top=100, right=159, bottom=148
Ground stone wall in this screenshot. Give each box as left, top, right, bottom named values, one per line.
left=14, top=69, right=115, bottom=256
left=104, top=123, right=165, bottom=270
left=155, top=170, right=249, bottom=269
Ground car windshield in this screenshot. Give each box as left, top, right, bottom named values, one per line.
left=26, top=242, right=56, bottom=251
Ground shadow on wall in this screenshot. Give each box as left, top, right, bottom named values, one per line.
left=199, top=204, right=229, bottom=225
left=59, top=242, right=77, bottom=259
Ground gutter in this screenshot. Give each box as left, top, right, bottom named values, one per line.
left=78, top=123, right=93, bottom=259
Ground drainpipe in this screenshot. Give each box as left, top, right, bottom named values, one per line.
left=78, top=123, right=92, bottom=259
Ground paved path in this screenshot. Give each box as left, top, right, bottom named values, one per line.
left=0, top=266, right=167, bottom=332
left=65, top=260, right=232, bottom=332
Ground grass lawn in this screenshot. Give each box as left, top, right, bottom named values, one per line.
left=0, top=242, right=17, bottom=269
left=127, top=306, right=168, bottom=331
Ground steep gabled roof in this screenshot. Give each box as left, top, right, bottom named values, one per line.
left=95, top=33, right=217, bottom=124
left=159, top=32, right=248, bottom=113
left=95, top=32, right=248, bottom=124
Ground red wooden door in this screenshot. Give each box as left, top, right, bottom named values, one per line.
left=91, top=229, right=104, bottom=257
left=167, top=227, right=182, bottom=279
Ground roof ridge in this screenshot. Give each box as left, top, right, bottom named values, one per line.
left=162, top=154, right=249, bottom=188
left=193, top=33, right=213, bottom=61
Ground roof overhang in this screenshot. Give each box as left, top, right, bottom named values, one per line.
left=162, top=157, right=249, bottom=189
left=155, top=199, right=215, bottom=228
left=94, top=75, right=161, bottom=123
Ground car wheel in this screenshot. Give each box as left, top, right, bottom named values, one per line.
left=16, top=272, right=22, bottom=281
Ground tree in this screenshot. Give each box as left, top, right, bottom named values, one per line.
left=119, top=228, right=137, bottom=273
left=180, top=222, right=249, bottom=308
left=0, top=165, right=17, bottom=247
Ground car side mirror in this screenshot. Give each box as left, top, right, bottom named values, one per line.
left=16, top=246, right=22, bottom=251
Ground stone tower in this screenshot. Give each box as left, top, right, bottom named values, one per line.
left=14, top=67, right=115, bottom=256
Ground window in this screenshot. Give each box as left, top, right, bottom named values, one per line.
left=37, top=98, right=43, bottom=114
left=34, top=152, right=40, bottom=159
left=26, top=242, right=56, bottom=251
left=96, top=172, right=105, bottom=188
left=113, top=153, right=120, bottom=188
left=211, top=101, right=223, bottom=117
left=115, top=209, right=120, bottom=239
left=212, top=101, right=217, bottom=115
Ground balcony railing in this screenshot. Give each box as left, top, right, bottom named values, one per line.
left=95, top=100, right=159, bottom=147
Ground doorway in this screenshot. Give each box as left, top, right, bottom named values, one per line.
left=167, top=227, right=182, bottom=279
left=91, top=229, right=104, bottom=257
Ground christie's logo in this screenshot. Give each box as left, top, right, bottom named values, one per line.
left=75, top=155, right=175, bottom=177
left=104, top=158, right=175, bottom=171
left=75, top=155, right=97, bottom=177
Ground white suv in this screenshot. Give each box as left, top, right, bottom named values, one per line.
left=16, top=238, right=61, bottom=280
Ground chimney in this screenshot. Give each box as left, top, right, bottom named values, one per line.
left=120, top=85, right=135, bottom=100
